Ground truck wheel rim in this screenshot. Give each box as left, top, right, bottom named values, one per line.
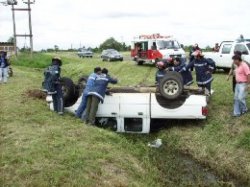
left=163, top=80, right=179, bottom=96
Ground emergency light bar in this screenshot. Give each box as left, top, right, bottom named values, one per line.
left=139, top=33, right=172, bottom=40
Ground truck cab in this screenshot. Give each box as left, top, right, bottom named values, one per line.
left=131, top=34, right=186, bottom=66
left=204, top=40, right=250, bottom=71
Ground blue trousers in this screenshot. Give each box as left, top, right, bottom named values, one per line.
left=75, top=93, right=88, bottom=118
left=52, top=84, right=64, bottom=114
left=234, top=83, right=248, bottom=116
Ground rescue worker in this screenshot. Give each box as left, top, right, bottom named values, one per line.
left=232, top=54, right=250, bottom=117
left=84, top=68, right=118, bottom=125
left=51, top=57, right=64, bottom=115
left=75, top=67, right=102, bottom=119
left=189, top=44, right=200, bottom=71
left=213, top=43, right=220, bottom=52
left=168, top=57, right=193, bottom=86
left=0, top=51, right=10, bottom=84
left=182, top=50, right=214, bottom=95
left=155, top=61, right=166, bottom=85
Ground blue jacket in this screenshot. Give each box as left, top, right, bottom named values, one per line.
left=183, top=58, right=214, bottom=85
left=155, top=69, right=166, bottom=85
left=169, top=62, right=193, bottom=86
left=83, top=73, right=99, bottom=95
left=0, top=57, right=9, bottom=68
left=88, top=74, right=118, bottom=103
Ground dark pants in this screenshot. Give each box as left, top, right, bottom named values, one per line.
left=198, top=82, right=212, bottom=94
left=84, top=95, right=100, bottom=125
left=52, top=84, right=64, bottom=114
left=232, top=76, right=236, bottom=93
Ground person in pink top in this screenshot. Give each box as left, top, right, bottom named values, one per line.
left=232, top=55, right=250, bottom=117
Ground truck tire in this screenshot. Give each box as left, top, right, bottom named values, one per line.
left=159, top=72, right=183, bottom=100
left=60, top=77, right=79, bottom=107
left=137, top=61, right=144, bottom=65
left=223, top=68, right=230, bottom=73
left=76, top=76, right=88, bottom=96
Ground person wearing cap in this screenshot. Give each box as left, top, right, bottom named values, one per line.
left=155, top=61, right=166, bottom=85
left=232, top=55, right=250, bottom=117
left=0, top=51, right=10, bottom=84
left=84, top=68, right=118, bottom=125
left=168, top=57, right=193, bottom=86
left=50, top=57, right=64, bottom=115
left=182, top=50, right=214, bottom=95
left=75, top=67, right=102, bottom=119
left=189, top=44, right=200, bottom=70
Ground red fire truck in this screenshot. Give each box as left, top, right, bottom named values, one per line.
left=131, top=33, right=186, bottom=65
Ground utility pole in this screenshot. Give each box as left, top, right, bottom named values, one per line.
left=20, top=0, right=35, bottom=56
left=27, top=0, right=33, bottom=55
left=1, top=0, right=35, bottom=56
left=11, top=3, right=17, bottom=56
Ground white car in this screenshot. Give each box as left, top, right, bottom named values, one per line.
left=47, top=92, right=208, bottom=134
left=204, top=40, right=250, bottom=71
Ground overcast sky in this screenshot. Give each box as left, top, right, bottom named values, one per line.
left=0, top=0, right=250, bottom=50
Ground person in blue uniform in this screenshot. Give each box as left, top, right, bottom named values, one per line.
left=168, top=57, right=193, bottom=86
left=0, top=51, right=10, bottom=84
left=84, top=68, right=118, bottom=125
left=182, top=50, right=214, bottom=94
left=75, top=67, right=102, bottom=119
left=155, top=61, right=166, bottom=85
left=50, top=57, right=64, bottom=115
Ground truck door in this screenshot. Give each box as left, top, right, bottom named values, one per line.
left=218, top=43, right=233, bottom=68
left=119, top=93, right=150, bottom=133
left=96, top=95, right=121, bottom=132
left=234, top=44, right=250, bottom=63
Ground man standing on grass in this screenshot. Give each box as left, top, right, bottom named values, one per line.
left=232, top=55, right=250, bottom=117
left=75, top=67, right=102, bottom=119
left=182, top=50, right=214, bottom=95
left=0, top=51, right=10, bottom=84
left=83, top=68, right=118, bottom=125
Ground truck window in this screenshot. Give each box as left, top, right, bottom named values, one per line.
left=124, top=118, right=143, bottom=132
left=247, top=43, right=250, bottom=50
left=157, top=40, right=180, bottom=50
left=142, top=42, right=148, bottom=51
left=234, top=44, right=249, bottom=55
left=221, top=44, right=232, bottom=54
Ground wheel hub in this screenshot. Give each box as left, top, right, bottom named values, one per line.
left=163, top=80, right=179, bottom=96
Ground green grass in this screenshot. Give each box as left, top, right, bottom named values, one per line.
left=1, top=52, right=250, bottom=186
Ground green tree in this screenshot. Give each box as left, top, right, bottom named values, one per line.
left=54, top=45, right=59, bottom=53
left=7, top=37, right=14, bottom=43
left=99, top=37, right=123, bottom=51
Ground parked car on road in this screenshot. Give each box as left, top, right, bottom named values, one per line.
left=77, top=49, right=93, bottom=58
left=203, top=40, right=250, bottom=72
left=101, top=50, right=123, bottom=62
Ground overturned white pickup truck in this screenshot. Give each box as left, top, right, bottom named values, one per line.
left=47, top=72, right=208, bottom=133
